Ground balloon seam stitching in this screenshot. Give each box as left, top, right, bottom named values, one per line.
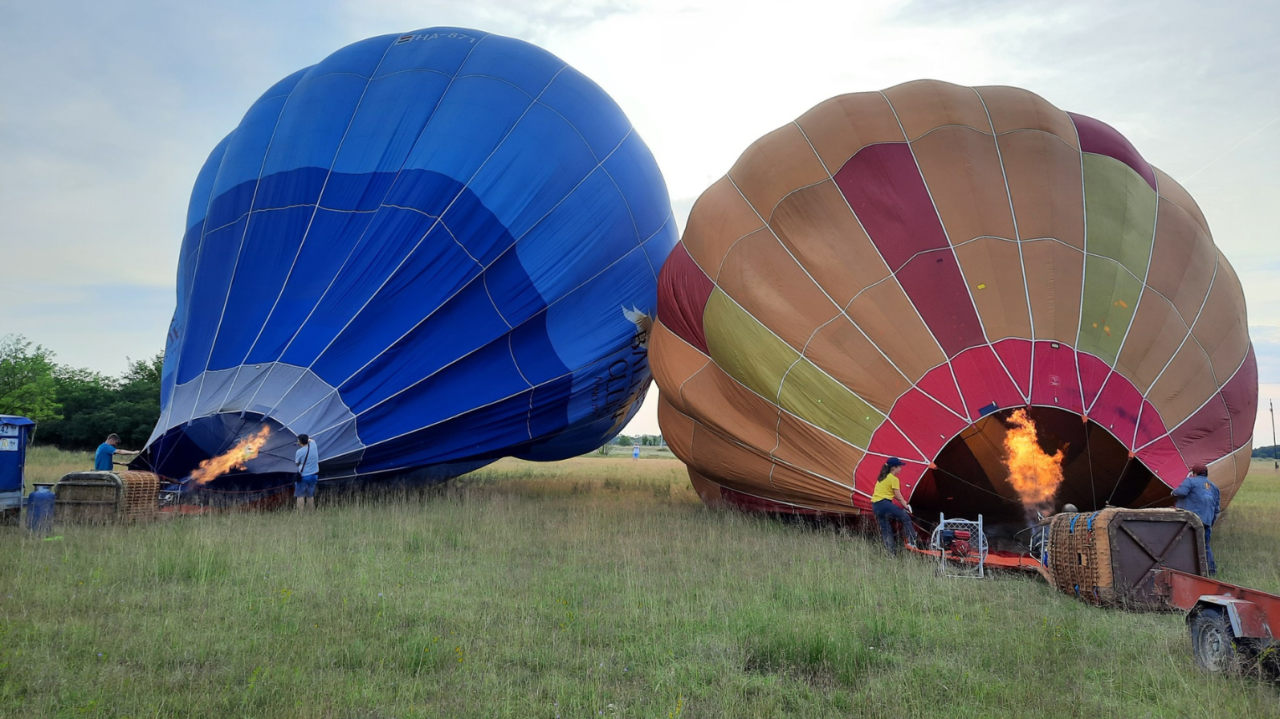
left=254, top=62, right=578, bottom=424
left=649, top=325, right=877, bottom=459
left=878, top=92, right=1033, bottom=479
left=158, top=71, right=308, bottom=472
left=1135, top=337, right=1251, bottom=454
left=665, top=401, right=860, bottom=499
left=974, top=87, right=1036, bottom=403
left=297, top=225, right=669, bottom=441
left=237, top=35, right=494, bottom=423
left=791, top=123, right=954, bottom=375
left=197, top=43, right=401, bottom=423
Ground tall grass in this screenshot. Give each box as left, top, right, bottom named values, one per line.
left=22, top=445, right=92, bottom=488
left=0, top=454, right=1276, bottom=717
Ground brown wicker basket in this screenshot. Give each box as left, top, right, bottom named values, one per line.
left=1044, top=507, right=1206, bottom=608
left=116, top=471, right=159, bottom=521
left=54, top=471, right=159, bottom=524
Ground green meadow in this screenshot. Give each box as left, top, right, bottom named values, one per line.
left=1, top=451, right=1277, bottom=717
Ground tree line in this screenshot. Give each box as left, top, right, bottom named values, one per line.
left=0, top=334, right=162, bottom=450
left=615, top=434, right=665, bottom=446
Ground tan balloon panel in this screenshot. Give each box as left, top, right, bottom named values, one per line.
left=1147, top=339, right=1220, bottom=429
left=882, top=80, right=993, bottom=140
left=1146, top=198, right=1218, bottom=325
left=680, top=177, right=764, bottom=277
left=648, top=322, right=708, bottom=415
left=1210, top=444, right=1252, bottom=507
left=795, top=92, right=904, bottom=172
left=1153, top=167, right=1211, bottom=237
left=996, top=130, right=1085, bottom=247
left=688, top=419, right=776, bottom=494
left=911, top=125, right=1016, bottom=243
left=770, top=180, right=890, bottom=307
left=773, top=412, right=864, bottom=494
left=769, top=461, right=858, bottom=511
left=678, top=359, right=780, bottom=453
left=1115, top=288, right=1191, bottom=394
left=727, top=122, right=830, bottom=220
left=1189, top=252, right=1250, bottom=383
left=1018, top=238, right=1083, bottom=345
left=845, top=280, right=947, bottom=382
left=715, top=229, right=840, bottom=352
left=802, top=317, right=911, bottom=413
left=657, top=394, right=696, bottom=460
left=973, top=86, right=1079, bottom=149
left=686, top=467, right=726, bottom=508
left=952, top=237, right=1033, bottom=341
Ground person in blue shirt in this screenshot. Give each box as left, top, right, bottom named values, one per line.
left=1172, top=464, right=1221, bottom=575
left=93, top=434, right=138, bottom=471
left=294, top=434, right=320, bottom=511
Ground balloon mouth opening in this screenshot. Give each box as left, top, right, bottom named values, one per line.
left=911, top=406, right=1165, bottom=534
left=132, top=412, right=300, bottom=487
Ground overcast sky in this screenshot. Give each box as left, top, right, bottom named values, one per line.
left=3, top=0, right=1277, bottom=440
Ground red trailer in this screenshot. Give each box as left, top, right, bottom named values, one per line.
left=1153, top=568, right=1280, bottom=678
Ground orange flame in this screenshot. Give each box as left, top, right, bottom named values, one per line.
left=1002, top=409, right=1065, bottom=506
left=188, top=426, right=271, bottom=485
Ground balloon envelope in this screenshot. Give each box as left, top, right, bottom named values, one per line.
left=140, top=28, right=676, bottom=488
left=653, top=80, right=1254, bottom=524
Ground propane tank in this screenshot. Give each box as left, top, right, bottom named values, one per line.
left=25, top=483, right=55, bottom=534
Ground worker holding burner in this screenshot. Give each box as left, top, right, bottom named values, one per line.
left=1172, top=465, right=1220, bottom=575
left=870, top=457, right=916, bottom=556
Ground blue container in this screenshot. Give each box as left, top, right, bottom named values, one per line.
left=0, top=415, right=35, bottom=522
left=26, top=484, right=55, bottom=534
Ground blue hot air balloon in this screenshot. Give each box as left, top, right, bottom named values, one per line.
left=137, top=28, right=676, bottom=491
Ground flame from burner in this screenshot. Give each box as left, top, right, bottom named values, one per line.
left=1002, top=409, right=1065, bottom=507
left=188, top=426, right=271, bottom=486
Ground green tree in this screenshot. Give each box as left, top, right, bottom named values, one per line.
left=40, top=366, right=116, bottom=449
left=110, top=353, right=164, bottom=448
left=41, top=353, right=163, bottom=450
left=0, top=334, right=62, bottom=423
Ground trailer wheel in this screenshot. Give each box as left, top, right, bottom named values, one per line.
left=1189, top=607, right=1240, bottom=675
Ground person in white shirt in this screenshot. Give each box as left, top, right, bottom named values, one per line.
left=294, top=434, right=320, bottom=511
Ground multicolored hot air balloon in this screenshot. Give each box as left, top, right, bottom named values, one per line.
left=138, top=28, right=676, bottom=490
left=653, top=80, right=1255, bottom=525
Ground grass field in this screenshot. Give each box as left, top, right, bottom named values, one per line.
left=1, top=450, right=1278, bottom=717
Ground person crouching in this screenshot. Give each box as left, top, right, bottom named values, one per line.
left=870, top=457, right=916, bottom=556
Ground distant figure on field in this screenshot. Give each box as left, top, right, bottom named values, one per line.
left=295, top=434, right=320, bottom=511
left=632, top=444, right=640, bottom=461
left=870, top=457, right=915, bottom=556
left=94, top=434, right=139, bottom=471
left=1173, top=464, right=1220, bottom=575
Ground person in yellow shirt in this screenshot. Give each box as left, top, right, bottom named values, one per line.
left=870, top=457, right=916, bottom=556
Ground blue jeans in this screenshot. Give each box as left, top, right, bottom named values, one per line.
left=1204, top=525, right=1216, bottom=575
left=873, top=500, right=914, bottom=554
left=295, top=474, right=318, bottom=498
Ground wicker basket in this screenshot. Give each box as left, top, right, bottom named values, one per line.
left=54, top=471, right=159, bottom=524
left=1044, top=507, right=1206, bottom=608
left=116, top=471, right=159, bottom=521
